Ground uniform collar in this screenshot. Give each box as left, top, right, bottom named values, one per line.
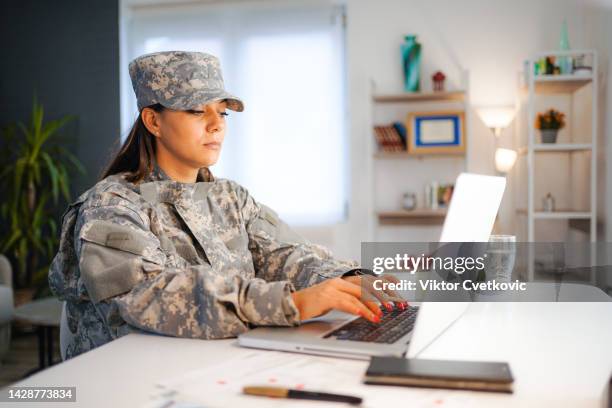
left=144, top=162, right=215, bottom=183
left=139, top=162, right=215, bottom=203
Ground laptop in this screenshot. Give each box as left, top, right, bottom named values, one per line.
left=238, top=173, right=506, bottom=359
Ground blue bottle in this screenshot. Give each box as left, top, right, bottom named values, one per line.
left=402, top=35, right=421, bottom=92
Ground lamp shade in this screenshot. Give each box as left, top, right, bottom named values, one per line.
left=495, top=148, right=517, bottom=173
left=477, top=106, right=516, bottom=130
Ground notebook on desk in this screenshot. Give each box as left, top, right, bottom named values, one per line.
left=364, top=356, right=514, bottom=393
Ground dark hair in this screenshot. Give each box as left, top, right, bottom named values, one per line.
left=101, top=103, right=165, bottom=183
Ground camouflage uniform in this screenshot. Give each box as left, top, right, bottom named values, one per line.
left=49, top=165, right=359, bottom=358
left=48, top=50, right=360, bottom=359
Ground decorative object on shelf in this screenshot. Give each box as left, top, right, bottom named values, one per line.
left=425, top=181, right=454, bottom=209
left=534, top=57, right=545, bottom=75
left=558, top=19, right=572, bottom=75
left=401, top=192, right=417, bottom=211
left=438, top=184, right=454, bottom=207
left=374, top=125, right=404, bottom=152
left=392, top=122, right=407, bottom=147
left=534, top=54, right=570, bottom=77
left=425, top=181, right=439, bottom=210
left=401, top=35, right=421, bottom=92
left=432, top=71, right=446, bottom=92
left=406, top=111, right=465, bottom=155
left=572, top=54, right=592, bottom=76
left=542, top=193, right=556, bottom=212
left=546, top=56, right=556, bottom=75
left=495, top=148, right=518, bottom=174
left=535, top=108, right=565, bottom=143
left=476, top=106, right=515, bottom=137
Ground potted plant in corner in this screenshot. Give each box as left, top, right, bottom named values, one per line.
left=0, top=98, right=85, bottom=305
left=535, top=108, right=565, bottom=143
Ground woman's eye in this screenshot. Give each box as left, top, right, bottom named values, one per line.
left=220, top=112, right=229, bottom=117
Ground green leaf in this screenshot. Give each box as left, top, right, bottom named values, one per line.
left=57, top=146, right=85, bottom=175
left=11, top=158, right=27, bottom=215
left=17, top=236, right=28, bottom=276
left=31, top=193, right=48, bottom=230
left=31, top=115, right=74, bottom=164
left=0, top=228, right=22, bottom=253
left=40, top=152, right=60, bottom=203
left=57, top=165, right=71, bottom=202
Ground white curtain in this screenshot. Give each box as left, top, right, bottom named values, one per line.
left=121, top=0, right=348, bottom=226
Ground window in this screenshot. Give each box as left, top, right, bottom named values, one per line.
left=121, top=0, right=348, bottom=226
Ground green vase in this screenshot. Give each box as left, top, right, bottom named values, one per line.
left=402, top=35, right=421, bottom=92
left=558, top=20, right=572, bottom=74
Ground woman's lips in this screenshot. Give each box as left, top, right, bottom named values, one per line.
left=203, top=142, right=220, bottom=150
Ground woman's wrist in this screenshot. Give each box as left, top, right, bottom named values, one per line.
left=290, top=292, right=302, bottom=320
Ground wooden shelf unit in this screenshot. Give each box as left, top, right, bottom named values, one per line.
left=367, top=70, right=470, bottom=240
left=373, top=90, right=465, bottom=103
left=377, top=209, right=447, bottom=225
left=373, top=151, right=466, bottom=159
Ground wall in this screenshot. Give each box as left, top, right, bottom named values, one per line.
left=334, top=0, right=610, bottom=261
left=1, top=0, right=609, bottom=264
left=0, top=0, right=121, bottom=196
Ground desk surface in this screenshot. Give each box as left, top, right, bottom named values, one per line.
left=2, top=302, right=611, bottom=407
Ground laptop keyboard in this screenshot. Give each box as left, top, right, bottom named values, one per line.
left=324, top=306, right=419, bottom=344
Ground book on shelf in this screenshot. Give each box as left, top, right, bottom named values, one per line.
left=374, top=125, right=405, bottom=152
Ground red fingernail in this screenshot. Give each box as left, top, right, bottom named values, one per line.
left=373, top=315, right=380, bottom=323
left=398, top=302, right=405, bottom=311
left=385, top=303, right=393, bottom=311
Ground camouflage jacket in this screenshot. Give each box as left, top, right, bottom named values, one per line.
left=49, top=166, right=358, bottom=359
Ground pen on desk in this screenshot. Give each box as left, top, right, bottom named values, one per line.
left=243, top=386, right=363, bottom=405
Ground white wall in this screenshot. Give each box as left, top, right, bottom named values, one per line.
left=125, top=0, right=612, bottom=263
left=318, top=0, right=611, bottom=262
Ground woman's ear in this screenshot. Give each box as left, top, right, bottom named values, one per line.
left=141, top=107, right=162, bottom=138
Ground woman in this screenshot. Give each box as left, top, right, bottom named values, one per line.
left=49, top=51, right=404, bottom=359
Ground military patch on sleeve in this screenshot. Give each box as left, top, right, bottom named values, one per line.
left=80, top=220, right=150, bottom=256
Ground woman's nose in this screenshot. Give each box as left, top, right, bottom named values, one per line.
left=207, top=114, right=225, bottom=135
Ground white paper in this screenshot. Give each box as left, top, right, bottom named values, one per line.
left=146, top=350, right=475, bottom=408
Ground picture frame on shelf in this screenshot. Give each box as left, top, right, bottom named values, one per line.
left=406, top=111, right=465, bottom=155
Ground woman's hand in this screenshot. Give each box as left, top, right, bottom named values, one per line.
left=290, top=274, right=407, bottom=323
left=342, top=273, right=407, bottom=312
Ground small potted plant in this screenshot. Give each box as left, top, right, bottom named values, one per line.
left=535, top=108, right=565, bottom=143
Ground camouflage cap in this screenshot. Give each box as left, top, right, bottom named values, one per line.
left=129, top=51, right=244, bottom=112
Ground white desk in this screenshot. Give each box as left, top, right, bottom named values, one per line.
left=2, top=302, right=611, bottom=407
